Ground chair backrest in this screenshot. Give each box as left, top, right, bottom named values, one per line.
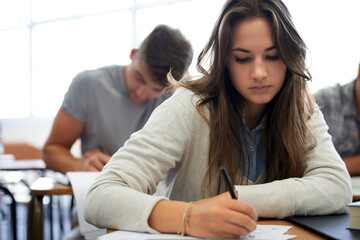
left=0, top=186, right=17, bottom=240
left=3, top=142, right=41, bottom=160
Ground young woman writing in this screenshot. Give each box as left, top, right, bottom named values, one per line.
left=84, top=0, right=352, bottom=238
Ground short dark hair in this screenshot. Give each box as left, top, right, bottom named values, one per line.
left=134, top=25, right=193, bottom=87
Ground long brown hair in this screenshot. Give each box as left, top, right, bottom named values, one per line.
left=172, top=0, right=316, bottom=194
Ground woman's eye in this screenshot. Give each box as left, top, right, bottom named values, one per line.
left=266, top=55, right=280, bottom=61
left=235, top=57, right=250, bottom=63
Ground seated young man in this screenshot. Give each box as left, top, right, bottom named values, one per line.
left=43, top=25, right=193, bottom=174
left=0, top=121, right=3, bottom=154
left=315, top=62, right=360, bottom=176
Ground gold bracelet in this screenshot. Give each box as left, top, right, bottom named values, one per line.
left=178, top=202, right=195, bottom=236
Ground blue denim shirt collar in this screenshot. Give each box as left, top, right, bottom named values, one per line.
left=241, top=111, right=266, bottom=183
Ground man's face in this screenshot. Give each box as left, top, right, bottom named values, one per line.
left=124, top=50, right=164, bottom=104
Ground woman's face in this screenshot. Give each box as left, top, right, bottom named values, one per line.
left=227, top=17, right=287, bottom=111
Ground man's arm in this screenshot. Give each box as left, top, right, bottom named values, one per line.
left=44, top=107, right=111, bottom=174
left=343, top=155, right=360, bottom=176
left=42, top=107, right=87, bottom=174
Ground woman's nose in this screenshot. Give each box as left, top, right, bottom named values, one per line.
left=251, top=59, right=268, bottom=82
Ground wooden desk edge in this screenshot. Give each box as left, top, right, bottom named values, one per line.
left=106, top=219, right=326, bottom=239
left=258, top=219, right=327, bottom=240
left=30, top=177, right=73, bottom=196
left=31, top=182, right=73, bottom=196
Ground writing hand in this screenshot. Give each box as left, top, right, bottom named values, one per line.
left=188, top=192, right=258, bottom=239
left=82, top=148, right=111, bottom=171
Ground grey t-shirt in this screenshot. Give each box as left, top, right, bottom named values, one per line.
left=62, top=65, right=166, bottom=155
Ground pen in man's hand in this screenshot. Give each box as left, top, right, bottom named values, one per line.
left=98, top=145, right=104, bottom=153
left=220, top=167, right=237, bottom=199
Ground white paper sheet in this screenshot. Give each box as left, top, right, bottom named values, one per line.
left=98, top=225, right=295, bottom=240
left=67, top=172, right=296, bottom=240
left=67, top=172, right=106, bottom=240
left=352, top=176, right=360, bottom=196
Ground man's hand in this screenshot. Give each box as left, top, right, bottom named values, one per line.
left=82, top=148, right=111, bottom=171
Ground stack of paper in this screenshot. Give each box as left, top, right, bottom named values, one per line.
left=347, top=201, right=360, bottom=230
left=66, top=172, right=106, bottom=240
left=351, top=176, right=360, bottom=197
left=98, top=225, right=295, bottom=240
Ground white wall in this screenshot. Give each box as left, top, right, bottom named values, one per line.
left=1, top=117, right=53, bottom=148
left=283, top=0, right=360, bottom=92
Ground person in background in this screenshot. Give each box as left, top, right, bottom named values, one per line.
left=84, top=0, right=351, bottom=239
left=315, top=62, right=360, bottom=176
left=43, top=25, right=193, bottom=174
left=0, top=121, right=3, bottom=154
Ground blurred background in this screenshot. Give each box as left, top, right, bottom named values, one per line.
left=0, top=0, right=359, bottom=149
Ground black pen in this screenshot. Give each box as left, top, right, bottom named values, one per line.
left=98, top=145, right=104, bottom=153
left=220, top=167, right=237, bottom=199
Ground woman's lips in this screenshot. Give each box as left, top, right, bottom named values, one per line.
left=250, top=85, right=271, bottom=92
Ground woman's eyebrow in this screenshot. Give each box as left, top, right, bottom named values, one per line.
left=265, top=46, right=276, bottom=51
left=232, top=47, right=249, bottom=52
left=232, top=45, right=276, bottom=52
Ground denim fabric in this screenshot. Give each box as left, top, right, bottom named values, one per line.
left=241, top=115, right=266, bottom=183
left=315, top=80, right=360, bottom=157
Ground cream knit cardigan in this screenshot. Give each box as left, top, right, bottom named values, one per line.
left=85, top=87, right=352, bottom=233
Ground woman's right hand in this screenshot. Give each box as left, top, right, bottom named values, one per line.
left=187, top=192, right=258, bottom=239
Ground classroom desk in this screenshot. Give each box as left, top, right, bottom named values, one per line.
left=0, top=159, right=45, bottom=240
left=0, top=172, right=22, bottom=240
left=258, top=219, right=327, bottom=240
left=106, top=219, right=326, bottom=240
left=27, top=175, right=359, bottom=240
left=0, top=158, right=46, bottom=170
left=29, top=177, right=73, bottom=240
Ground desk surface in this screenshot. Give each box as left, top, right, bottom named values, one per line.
left=258, top=219, right=326, bottom=240
left=0, top=171, right=24, bottom=184
left=28, top=175, right=358, bottom=239
left=30, top=177, right=73, bottom=196
left=107, top=220, right=326, bottom=240
left=0, top=159, right=46, bottom=170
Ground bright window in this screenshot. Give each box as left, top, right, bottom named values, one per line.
left=31, top=0, right=134, bottom=21
left=0, top=28, right=30, bottom=118
left=0, top=0, right=30, bottom=29
left=283, top=0, right=360, bottom=91
left=135, top=0, right=224, bottom=74
left=0, top=0, right=359, bottom=119
left=31, top=11, right=133, bottom=117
